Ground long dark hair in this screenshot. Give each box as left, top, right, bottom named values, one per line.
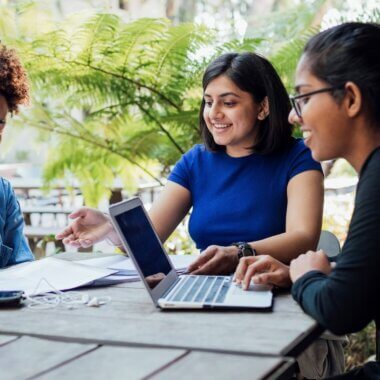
left=199, top=52, right=292, bottom=154
left=303, top=22, right=380, bottom=127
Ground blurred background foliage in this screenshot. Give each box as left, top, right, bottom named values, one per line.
left=1, top=0, right=367, bottom=206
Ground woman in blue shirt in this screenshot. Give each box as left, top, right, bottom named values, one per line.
left=0, top=44, right=34, bottom=267
left=57, top=52, right=323, bottom=275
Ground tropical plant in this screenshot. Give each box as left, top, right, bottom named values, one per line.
left=4, top=7, right=262, bottom=205
left=3, top=1, right=378, bottom=206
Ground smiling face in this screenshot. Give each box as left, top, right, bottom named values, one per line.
left=0, top=95, right=8, bottom=143
left=289, top=55, right=353, bottom=163
left=203, top=75, right=261, bottom=157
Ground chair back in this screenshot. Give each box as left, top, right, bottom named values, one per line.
left=317, top=230, right=341, bottom=258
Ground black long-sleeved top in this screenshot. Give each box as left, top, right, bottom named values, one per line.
left=292, top=147, right=380, bottom=375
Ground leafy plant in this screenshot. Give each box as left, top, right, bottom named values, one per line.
left=6, top=10, right=262, bottom=205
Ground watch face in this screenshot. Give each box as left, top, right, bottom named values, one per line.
left=241, top=243, right=254, bottom=257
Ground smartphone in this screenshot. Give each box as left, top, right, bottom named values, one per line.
left=0, top=291, right=24, bottom=306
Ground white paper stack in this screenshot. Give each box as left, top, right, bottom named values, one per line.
left=0, top=257, right=118, bottom=296
left=75, top=254, right=195, bottom=286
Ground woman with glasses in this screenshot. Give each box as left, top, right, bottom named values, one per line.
left=57, top=52, right=323, bottom=275
left=235, top=22, right=380, bottom=379
left=0, top=44, right=34, bottom=268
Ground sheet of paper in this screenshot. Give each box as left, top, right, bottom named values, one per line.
left=76, top=254, right=197, bottom=274
left=0, top=257, right=117, bottom=296
left=90, top=274, right=141, bottom=286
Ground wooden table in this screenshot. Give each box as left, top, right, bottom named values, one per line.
left=0, top=254, right=323, bottom=379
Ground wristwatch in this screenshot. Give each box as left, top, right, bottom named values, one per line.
left=231, top=242, right=256, bottom=259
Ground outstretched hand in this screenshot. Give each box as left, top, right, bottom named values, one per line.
left=187, top=245, right=239, bottom=275
left=55, top=207, right=119, bottom=248
left=234, top=255, right=291, bottom=289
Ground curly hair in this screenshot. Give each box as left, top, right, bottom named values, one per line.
left=0, top=44, right=29, bottom=113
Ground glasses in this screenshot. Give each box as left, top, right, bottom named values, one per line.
left=289, top=86, right=343, bottom=118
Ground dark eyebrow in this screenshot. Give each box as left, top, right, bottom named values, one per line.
left=295, top=84, right=312, bottom=93
left=204, top=92, right=241, bottom=98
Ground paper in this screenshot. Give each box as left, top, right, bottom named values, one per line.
left=76, top=254, right=196, bottom=274
left=74, top=254, right=197, bottom=286
left=0, top=257, right=117, bottom=296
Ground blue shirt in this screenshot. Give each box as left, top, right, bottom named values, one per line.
left=168, top=138, right=322, bottom=250
left=0, top=177, right=34, bottom=268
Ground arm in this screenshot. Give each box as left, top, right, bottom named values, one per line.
left=1, top=180, right=33, bottom=267
left=248, top=170, right=323, bottom=263
left=148, top=181, right=191, bottom=243
left=189, top=170, right=323, bottom=274
left=57, top=181, right=191, bottom=248
left=291, top=158, right=380, bottom=335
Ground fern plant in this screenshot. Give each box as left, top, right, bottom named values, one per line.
left=3, top=1, right=378, bottom=206
left=6, top=11, right=260, bottom=205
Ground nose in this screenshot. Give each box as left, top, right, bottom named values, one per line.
left=288, top=107, right=302, bottom=125
left=208, top=103, right=223, bottom=120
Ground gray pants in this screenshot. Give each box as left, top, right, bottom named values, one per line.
left=297, top=332, right=347, bottom=379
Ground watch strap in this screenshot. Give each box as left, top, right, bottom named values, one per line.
left=231, top=242, right=256, bottom=259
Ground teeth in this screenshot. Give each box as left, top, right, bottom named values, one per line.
left=213, top=124, right=231, bottom=129
left=303, top=131, right=311, bottom=139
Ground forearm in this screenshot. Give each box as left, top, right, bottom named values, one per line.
left=292, top=271, right=373, bottom=335
left=249, top=229, right=319, bottom=264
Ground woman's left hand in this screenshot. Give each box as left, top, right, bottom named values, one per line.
left=187, top=245, right=239, bottom=275
left=289, top=249, right=331, bottom=283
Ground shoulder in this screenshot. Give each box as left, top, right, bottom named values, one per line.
left=178, top=144, right=213, bottom=166
left=362, top=147, right=380, bottom=172
left=183, top=144, right=208, bottom=158
left=271, top=137, right=314, bottom=163
left=273, top=138, right=322, bottom=178
left=0, top=177, right=13, bottom=196
left=357, top=147, right=380, bottom=193
left=285, top=137, right=310, bottom=156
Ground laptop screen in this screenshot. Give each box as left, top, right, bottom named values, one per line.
left=115, top=206, right=172, bottom=289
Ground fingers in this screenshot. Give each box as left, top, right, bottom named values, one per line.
left=69, top=207, right=90, bottom=219
left=191, top=254, right=220, bottom=275
left=241, top=259, right=271, bottom=290
left=187, top=246, right=217, bottom=273
left=56, top=208, right=89, bottom=240
left=62, top=235, right=93, bottom=248
left=56, top=225, right=74, bottom=240
left=252, top=271, right=283, bottom=286
left=234, top=256, right=258, bottom=283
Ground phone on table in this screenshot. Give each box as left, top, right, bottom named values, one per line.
left=0, top=291, right=24, bottom=307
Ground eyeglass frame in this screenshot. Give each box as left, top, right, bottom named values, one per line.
left=289, top=86, right=344, bottom=118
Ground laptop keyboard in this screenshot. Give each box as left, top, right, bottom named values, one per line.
left=167, top=275, right=231, bottom=304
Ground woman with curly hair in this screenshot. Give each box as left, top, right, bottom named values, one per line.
left=0, top=44, right=34, bottom=267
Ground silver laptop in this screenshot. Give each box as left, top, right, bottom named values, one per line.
left=109, top=197, right=273, bottom=310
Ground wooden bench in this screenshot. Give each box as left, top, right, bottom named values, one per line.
left=24, top=226, right=64, bottom=257
left=21, top=206, right=73, bottom=226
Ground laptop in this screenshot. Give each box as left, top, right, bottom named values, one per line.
left=109, top=197, right=273, bottom=310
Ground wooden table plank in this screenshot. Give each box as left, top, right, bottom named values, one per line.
left=37, top=345, right=186, bottom=380
left=0, top=285, right=319, bottom=357
left=0, top=334, right=18, bottom=346
left=0, top=336, right=96, bottom=380
left=151, top=351, right=294, bottom=380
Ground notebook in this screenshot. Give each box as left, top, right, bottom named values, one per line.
left=109, top=197, right=273, bottom=310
